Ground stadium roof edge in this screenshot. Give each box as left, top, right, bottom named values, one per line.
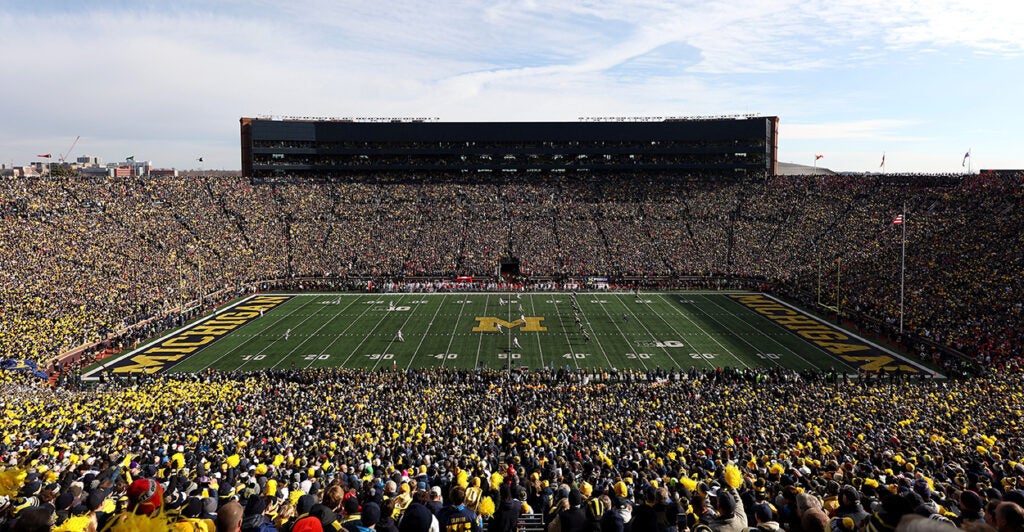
left=240, top=115, right=780, bottom=124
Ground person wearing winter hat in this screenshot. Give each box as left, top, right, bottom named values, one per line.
left=801, top=508, right=830, bottom=532
left=305, top=504, right=341, bottom=532
left=296, top=494, right=318, bottom=520
left=53, top=490, right=75, bottom=524
left=183, top=497, right=205, bottom=519
left=240, top=494, right=277, bottom=532
left=340, top=496, right=362, bottom=528
left=863, top=492, right=914, bottom=532
left=126, top=478, right=165, bottom=516
left=751, top=502, right=782, bottom=532
left=202, top=497, right=219, bottom=520
left=345, top=501, right=380, bottom=531
left=822, top=482, right=841, bottom=516
left=960, top=490, right=986, bottom=526
left=293, top=515, right=325, bottom=532
left=710, top=490, right=748, bottom=532
left=398, top=502, right=434, bottom=532
left=834, top=486, right=870, bottom=527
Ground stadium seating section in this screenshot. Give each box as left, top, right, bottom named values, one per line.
left=3, top=173, right=1021, bottom=370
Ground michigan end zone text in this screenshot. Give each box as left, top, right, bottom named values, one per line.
left=730, top=294, right=927, bottom=374
left=90, top=295, right=291, bottom=376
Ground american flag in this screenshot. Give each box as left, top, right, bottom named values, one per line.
left=892, top=214, right=904, bottom=225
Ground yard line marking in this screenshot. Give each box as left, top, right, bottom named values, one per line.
left=340, top=295, right=411, bottom=368
left=585, top=290, right=638, bottom=370
left=547, top=292, right=583, bottom=370
left=526, top=293, right=546, bottom=369
left=695, top=293, right=827, bottom=371
left=401, top=294, right=449, bottom=371
left=290, top=294, right=368, bottom=370
left=234, top=294, right=350, bottom=372
left=654, top=293, right=749, bottom=369
left=376, top=295, right=430, bottom=370
left=472, top=294, right=489, bottom=370
left=187, top=295, right=320, bottom=373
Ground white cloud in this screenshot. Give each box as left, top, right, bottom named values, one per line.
left=881, top=0, right=1024, bottom=53
left=2, top=0, right=1022, bottom=170
left=783, top=120, right=924, bottom=141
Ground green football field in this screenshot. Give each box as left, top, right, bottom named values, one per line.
left=83, top=292, right=936, bottom=379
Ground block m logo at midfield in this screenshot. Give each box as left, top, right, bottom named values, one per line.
left=473, top=317, right=548, bottom=332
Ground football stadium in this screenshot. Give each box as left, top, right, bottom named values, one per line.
left=2, top=117, right=1023, bottom=532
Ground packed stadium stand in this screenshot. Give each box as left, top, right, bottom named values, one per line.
left=2, top=165, right=1023, bottom=531
left=2, top=171, right=1022, bottom=373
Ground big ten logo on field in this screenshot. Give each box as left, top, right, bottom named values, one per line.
left=472, top=316, right=548, bottom=332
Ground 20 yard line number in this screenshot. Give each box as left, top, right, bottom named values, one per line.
left=626, top=352, right=720, bottom=360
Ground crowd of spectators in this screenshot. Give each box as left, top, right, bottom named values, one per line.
left=1, top=171, right=1022, bottom=370
left=1, top=363, right=1024, bottom=531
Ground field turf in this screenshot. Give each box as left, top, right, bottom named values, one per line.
left=83, top=292, right=936, bottom=379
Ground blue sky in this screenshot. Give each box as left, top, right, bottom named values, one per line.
left=1, top=0, right=1021, bottom=172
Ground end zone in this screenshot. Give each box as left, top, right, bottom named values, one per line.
left=82, top=295, right=291, bottom=380
left=730, top=293, right=940, bottom=376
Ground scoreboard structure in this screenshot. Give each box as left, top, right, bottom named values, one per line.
left=240, top=116, right=779, bottom=178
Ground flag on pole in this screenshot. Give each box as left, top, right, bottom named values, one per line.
left=962, top=150, right=970, bottom=167
left=36, top=154, right=52, bottom=158
left=880, top=153, right=886, bottom=168
left=126, top=156, right=135, bottom=162
left=815, top=154, right=824, bottom=160
left=892, top=214, right=904, bottom=225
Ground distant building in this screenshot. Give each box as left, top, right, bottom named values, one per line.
left=5, top=166, right=41, bottom=178
left=101, top=160, right=153, bottom=177
left=76, top=155, right=103, bottom=167
left=79, top=167, right=114, bottom=178
left=240, top=116, right=780, bottom=178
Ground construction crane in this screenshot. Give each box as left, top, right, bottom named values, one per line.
left=59, top=136, right=80, bottom=163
